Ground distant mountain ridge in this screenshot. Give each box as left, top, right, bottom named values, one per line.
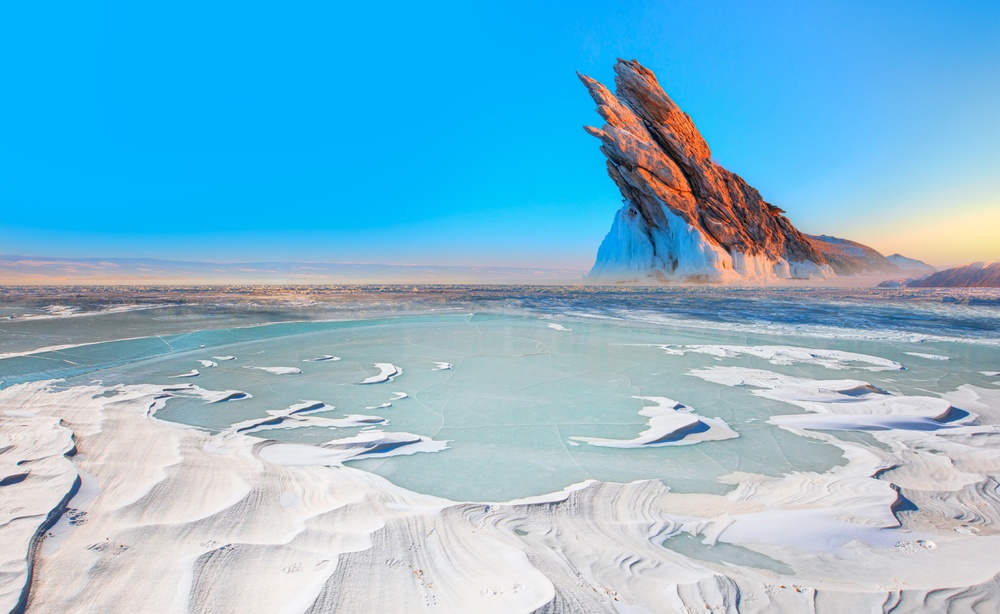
left=804, top=235, right=898, bottom=276
left=885, top=254, right=937, bottom=275
left=580, top=59, right=931, bottom=283
left=0, top=256, right=585, bottom=284
left=880, top=261, right=1000, bottom=288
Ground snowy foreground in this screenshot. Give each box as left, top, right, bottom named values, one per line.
left=1, top=287, right=998, bottom=612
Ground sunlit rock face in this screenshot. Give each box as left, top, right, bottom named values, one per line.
left=581, top=59, right=838, bottom=282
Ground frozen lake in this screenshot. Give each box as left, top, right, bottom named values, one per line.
left=3, top=287, right=997, bottom=502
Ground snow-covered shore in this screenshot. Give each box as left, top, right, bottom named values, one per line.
left=2, top=377, right=998, bottom=612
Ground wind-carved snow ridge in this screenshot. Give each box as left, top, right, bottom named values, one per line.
left=639, top=344, right=904, bottom=371
left=688, top=367, right=966, bottom=432
left=258, top=431, right=449, bottom=466
left=168, top=369, right=200, bottom=378
left=224, top=401, right=386, bottom=437
left=570, top=396, right=737, bottom=448
left=683, top=366, right=1000, bottom=559
left=161, top=383, right=252, bottom=404
left=358, top=363, right=401, bottom=384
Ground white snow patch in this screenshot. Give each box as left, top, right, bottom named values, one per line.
left=570, top=396, right=737, bottom=448
left=359, top=363, right=401, bottom=384
left=688, top=367, right=963, bottom=432
left=258, top=431, right=448, bottom=465
left=243, top=366, right=302, bottom=375
left=639, top=344, right=903, bottom=371
left=169, top=369, right=200, bottom=378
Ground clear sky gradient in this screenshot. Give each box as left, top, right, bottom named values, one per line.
left=1, top=1, right=997, bottom=268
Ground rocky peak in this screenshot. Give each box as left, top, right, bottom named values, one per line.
left=581, top=59, right=833, bottom=282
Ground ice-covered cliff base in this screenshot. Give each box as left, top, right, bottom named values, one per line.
left=588, top=203, right=834, bottom=283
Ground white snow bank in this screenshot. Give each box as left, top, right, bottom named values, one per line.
left=642, top=344, right=903, bottom=371
left=688, top=367, right=963, bottom=431
left=570, top=396, right=737, bottom=448
left=227, top=400, right=385, bottom=436
left=258, top=431, right=448, bottom=465
left=168, top=369, right=200, bottom=378
left=358, top=363, right=401, bottom=384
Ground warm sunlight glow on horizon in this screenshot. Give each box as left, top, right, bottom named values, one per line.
left=848, top=202, right=1000, bottom=267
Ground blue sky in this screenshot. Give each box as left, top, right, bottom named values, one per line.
left=1, top=1, right=997, bottom=267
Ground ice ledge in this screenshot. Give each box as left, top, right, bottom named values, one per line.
left=588, top=202, right=834, bottom=283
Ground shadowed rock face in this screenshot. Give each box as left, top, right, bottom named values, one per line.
left=581, top=59, right=835, bottom=282
left=898, top=261, right=1000, bottom=288
left=805, top=235, right=899, bottom=276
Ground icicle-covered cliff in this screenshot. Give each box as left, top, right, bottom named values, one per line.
left=582, top=59, right=869, bottom=282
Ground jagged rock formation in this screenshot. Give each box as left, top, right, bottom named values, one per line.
left=581, top=59, right=917, bottom=283
left=881, top=261, right=1000, bottom=288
